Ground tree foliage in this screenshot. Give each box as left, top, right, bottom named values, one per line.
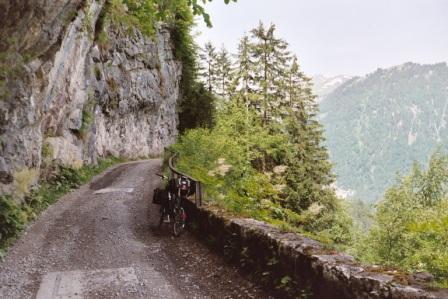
left=355, top=151, right=448, bottom=283
left=199, top=42, right=218, bottom=92
left=249, top=22, right=290, bottom=124
left=231, top=34, right=254, bottom=105
left=176, top=23, right=353, bottom=246
left=214, top=47, right=233, bottom=98
left=178, top=82, right=215, bottom=131
left=115, top=0, right=237, bottom=33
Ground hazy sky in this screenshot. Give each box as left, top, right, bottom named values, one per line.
left=195, top=0, right=448, bottom=76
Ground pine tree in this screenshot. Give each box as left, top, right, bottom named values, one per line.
left=178, top=82, right=216, bottom=132
left=283, top=58, right=335, bottom=214
left=199, top=42, right=218, bottom=92
left=214, top=46, right=233, bottom=98
left=250, top=22, right=290, bottom=125
left=232, top=34, right=255, bottom=105
left=285, top=56, right=304, bottom=110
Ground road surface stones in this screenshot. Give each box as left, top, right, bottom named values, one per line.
left=93, top=188, right=134, bottom=194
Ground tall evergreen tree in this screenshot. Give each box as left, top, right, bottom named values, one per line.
left=214, top=46, right=233, bottom=98
left=198, top=26, right=337, bottom=221
left=250, top=22, right=290, bottom=125
left=199, top=42, right=218, bottom=92
left=178, top=82, right=216, bottom=132
left=232, top=35, right=255, bottom=105
left=283, top=58, right=335, bottom=214
left=286, top=56, right=305, bottom=110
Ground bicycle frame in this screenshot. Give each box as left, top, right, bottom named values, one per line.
left=156, top=174, right=189, bottom=236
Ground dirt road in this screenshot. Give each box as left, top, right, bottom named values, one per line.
left=0, top=160, right=271, bottom=299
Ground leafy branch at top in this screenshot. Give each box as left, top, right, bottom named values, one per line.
left=187, top=0, right=237, bottom=27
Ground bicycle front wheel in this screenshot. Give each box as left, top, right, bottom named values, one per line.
left=172, top=207, right=186, bottom=237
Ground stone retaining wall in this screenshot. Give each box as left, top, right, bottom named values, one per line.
left=184, top=200, right=448, bottom=299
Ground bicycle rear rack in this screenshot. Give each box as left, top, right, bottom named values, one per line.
left=168, top=154, right=203, bottom=206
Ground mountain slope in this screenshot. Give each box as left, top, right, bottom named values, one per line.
left=319, top=62, right=448, bottom=201
left=313, top=75, right=352, bottom=100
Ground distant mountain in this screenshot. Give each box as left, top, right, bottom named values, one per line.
left=313, top=75, right=353, bottom=100
left=319, top=62, right=448, bottom=202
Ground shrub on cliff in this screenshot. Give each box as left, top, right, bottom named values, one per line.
left=0, top=195, right=28, bottom=249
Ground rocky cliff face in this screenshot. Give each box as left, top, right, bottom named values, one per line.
left=0, top=0, right=182, bottom=196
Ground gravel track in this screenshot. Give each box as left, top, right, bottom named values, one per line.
left=0, top=160, right=271, bottom=299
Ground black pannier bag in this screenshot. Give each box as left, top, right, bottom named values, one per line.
left=153, top=188, right=169, bottom=205
left=188, top=180, right=196, bottom=196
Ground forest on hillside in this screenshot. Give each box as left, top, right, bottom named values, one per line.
left=319, top=62, right=448, bottom=202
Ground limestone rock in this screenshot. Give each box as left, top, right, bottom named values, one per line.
left=0, top=157, right=13, bottom=184
left=0, top=0, right=182, bottom=199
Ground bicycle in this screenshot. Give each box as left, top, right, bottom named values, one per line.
left=155, top=174, right=188, bottom=237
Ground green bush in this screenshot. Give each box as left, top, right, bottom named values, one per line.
left=0, top=196, right=28, bottom=248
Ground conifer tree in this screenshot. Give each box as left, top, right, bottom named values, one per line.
left=199, top=42, right=218, bottom=92
left=285, top=56, right=304, bottom=110
left=214, top=46, right=233, bottom=98
left=232, top=35, right=255, bottom=105
left=250, top=22, right=290, bottom=125
left=283, top=57, right=335, bottom=214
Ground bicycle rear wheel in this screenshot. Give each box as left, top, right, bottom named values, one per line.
left=172, top=207, right=186, bottom=237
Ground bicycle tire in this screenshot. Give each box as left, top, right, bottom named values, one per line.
left=172, top=207, right=186, bottom=237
